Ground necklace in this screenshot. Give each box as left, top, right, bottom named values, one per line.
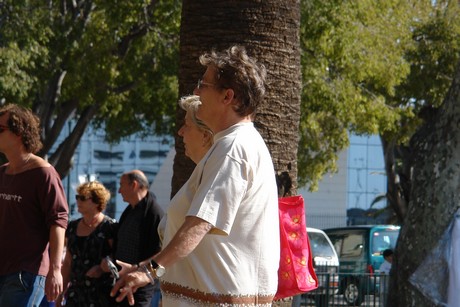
left=82, top=214, right=102, bottom=228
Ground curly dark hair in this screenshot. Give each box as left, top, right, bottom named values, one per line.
left=199, top=45, right=266, bottom=117
left=0, top=104, right=43, bottom=153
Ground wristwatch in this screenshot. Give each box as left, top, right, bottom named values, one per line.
left=147, top=259, right=166, bottom=278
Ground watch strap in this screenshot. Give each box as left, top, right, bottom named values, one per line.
left=149, top=259, right=160, bottom=269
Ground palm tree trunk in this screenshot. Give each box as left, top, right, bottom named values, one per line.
left=173, top=0, right=301, bottom=198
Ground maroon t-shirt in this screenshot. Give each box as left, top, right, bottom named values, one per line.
left=0, top=165, right=69, bottom=276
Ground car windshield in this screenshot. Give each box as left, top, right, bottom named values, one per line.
left=308, top=232, right=335, bottom=258
left=371, top=229, right=400, bottom=255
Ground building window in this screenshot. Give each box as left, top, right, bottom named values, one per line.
left=139, top=150, right=169, bottom=159
left=347, top=134, right=387, bottom=210
left=94, top=150, right=123, bottom=160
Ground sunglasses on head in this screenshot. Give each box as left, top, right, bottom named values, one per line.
left=75, top=194, right=90, bottom=201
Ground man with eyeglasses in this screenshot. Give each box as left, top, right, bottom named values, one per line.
left=0, top=104, right=69, bottom=306
left=112, top=46, right=279, bottom=307
left=101, top=170, right=164, bottom=307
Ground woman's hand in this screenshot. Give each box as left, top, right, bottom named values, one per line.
left=100, top=257, right=110, bottom=273
left=86, top=265, right=103, bottom=278
left=111, top=269, right=151, bottom=305
left=116, top=259, right=138, bottom=278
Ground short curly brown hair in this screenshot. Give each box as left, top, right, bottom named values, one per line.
left=0, top=104, right=43, bottom=153
left=76, top=181, right=111, bottom=212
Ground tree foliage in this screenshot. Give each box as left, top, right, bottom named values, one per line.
left=298, top=0, right=460, bottom=194
left=1, top=1, right=459, bottom=217
left=383, top=0, right=460, bottom=222
left=0, top=0, right=181, bottom=176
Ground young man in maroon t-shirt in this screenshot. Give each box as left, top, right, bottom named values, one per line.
left=0, top=104, right=69, bottom=306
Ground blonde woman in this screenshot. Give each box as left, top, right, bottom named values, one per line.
left=58, top=181, right=116, bottom=307
left=178, top=95, right=214, bottom=163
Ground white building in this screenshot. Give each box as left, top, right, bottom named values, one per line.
left=57, top=122, right=386, bottom=227
left=299, top=150, right=348, bottom=229
left=300, top=134, right=387, bottom=229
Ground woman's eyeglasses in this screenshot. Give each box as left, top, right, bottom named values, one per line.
left=75, top=195, right=90, bottom=201
left=0, top=125, right=9, bottom=133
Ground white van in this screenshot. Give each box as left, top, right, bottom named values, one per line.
left=293, top=227, right=339, bottom=307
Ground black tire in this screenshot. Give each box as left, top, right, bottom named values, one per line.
left=343, top=278, right=364, bottom=306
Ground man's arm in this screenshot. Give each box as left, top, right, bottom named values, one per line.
left=46, top=225, right=66, bottom=301
left=112, top=216, right=212, bottom=304
left=153, top=215, right=213, bottom=266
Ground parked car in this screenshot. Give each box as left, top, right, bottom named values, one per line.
left=293, top=227, right=339, bottom=307
left=324, top=225, right=400, bottom=306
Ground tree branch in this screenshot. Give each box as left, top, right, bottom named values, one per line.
left=50, top=103, right=100, bottom=177
left=38, top=98, right=79, bottom=157
left=115, top=0, right=158, bottom=57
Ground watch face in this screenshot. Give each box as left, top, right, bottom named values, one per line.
left=155, top=265, right=166, bottom=277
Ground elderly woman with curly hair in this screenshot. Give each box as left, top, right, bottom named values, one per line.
left=178, top=95, right=214, bottom=164
left=57, top=181, right=116, bottom=307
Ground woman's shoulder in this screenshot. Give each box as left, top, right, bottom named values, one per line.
left=100, top=216, right=118, bottom=233
left=69, top=218, right=81, bottom=226
left=67, top=218, right=81, bottom=230
left=66, top=219, right=81, bottom=238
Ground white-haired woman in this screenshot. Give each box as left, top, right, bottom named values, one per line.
left=178, top=95, right=214, bottom=163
